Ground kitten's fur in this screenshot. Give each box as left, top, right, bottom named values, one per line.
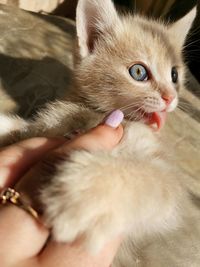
left=0, top=0, right=197, bottom=265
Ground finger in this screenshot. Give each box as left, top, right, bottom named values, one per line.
left=39, top=236, right=122, bottom=267
left=0, top=137, right=65, bottom=188
left=56, top=110, right=124, bottom=154
left=0, top=205, right=48, bottom=266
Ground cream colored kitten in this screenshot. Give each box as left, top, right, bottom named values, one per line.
left=0, top=0, right=197, bottom=265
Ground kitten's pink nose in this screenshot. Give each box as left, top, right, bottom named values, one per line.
left=162, top=95, right=174, bottom=106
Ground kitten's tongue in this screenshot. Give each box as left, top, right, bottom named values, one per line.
left=145, top=111, right=167, bottom=131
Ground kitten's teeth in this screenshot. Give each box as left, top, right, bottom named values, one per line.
left=144, top=111, right=167, bottom=131
left=152, top=111, right=167, bottom=131
left=150, top=123, right=158, bottom=131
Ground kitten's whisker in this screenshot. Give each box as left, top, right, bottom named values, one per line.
left=105, top=102, right=142, bottom=119
left=177, top=105, right=196, bottom=115
left=184, top=38, right=200, bottom=48
left=178, top=101, right=193, bottom=108
left=186, top=27, right=200, bottom=40
left=130, top=107, right=143, bottom=121
left=119, top=102, right=142, bottom=112
left=187, top=26, right=200, bottom=37
left=129, top=106, right=142, bottom=119
left=126, top=105, right=143, bottom=121
left=178, top=105, right=190, bottom=112
left=121, top=104, right=142, bottom=111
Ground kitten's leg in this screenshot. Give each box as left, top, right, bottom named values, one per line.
left=40, top=149, right=184, bottom=253
left=0, top=101, right=99, bottom=146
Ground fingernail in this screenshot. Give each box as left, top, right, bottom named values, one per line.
left=104, top=110, right=124, bottom=128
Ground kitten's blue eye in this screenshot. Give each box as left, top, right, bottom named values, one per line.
left=129, top=64, right=148, bottom=82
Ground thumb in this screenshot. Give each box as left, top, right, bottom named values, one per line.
left=56, top=110, right=124, bottom=154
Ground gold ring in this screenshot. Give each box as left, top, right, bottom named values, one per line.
left=0, top=187, right=39, bottom=220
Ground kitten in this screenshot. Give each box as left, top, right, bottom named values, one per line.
left=0, top=0, right=196, bottom=265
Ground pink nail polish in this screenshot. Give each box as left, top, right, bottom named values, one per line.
left=104, top=110, right=124, bottom=128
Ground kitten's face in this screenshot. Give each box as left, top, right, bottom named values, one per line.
left=75, top=0, right=196, bottom=129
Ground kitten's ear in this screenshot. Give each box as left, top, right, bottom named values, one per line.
left=168, top=7, right=197, bottom=48
left=76, top=0, right=119, bottom=58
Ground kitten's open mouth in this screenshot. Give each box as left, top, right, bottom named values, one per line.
left=126, top=110, right=167, bottom=131
left=143, top=111, right=167, bottom=131
left=125, top=109, right=167, bottom=131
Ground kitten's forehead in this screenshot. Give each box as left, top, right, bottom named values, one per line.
left=137, top=19, right=177, bottom=60
left=104, top=16, right=181, bottom=67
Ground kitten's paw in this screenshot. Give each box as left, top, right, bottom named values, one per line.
left=40, top=147, right=182, bottom=252
left=41, top=151, right=127, bottom=252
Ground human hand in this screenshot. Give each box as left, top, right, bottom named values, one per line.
left=0, top=110, right=124, bottom=267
